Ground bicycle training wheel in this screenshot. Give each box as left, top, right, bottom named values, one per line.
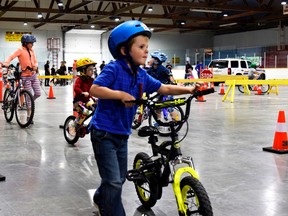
left=133, top=152, right=160, bottom=209
left=179, top=176, right=213, bottom=216
left=15, top=89, right=35, bottom=128
left=3, top=89, right=15, bottom=122
left=148, top=106, right=184, bottom=136
left=63, top=115, right=79, bottom=144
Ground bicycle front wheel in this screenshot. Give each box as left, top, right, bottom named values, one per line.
left=3, top=89, right=15, bottom=122
left=179, top=176, right=213, bottom=216
left=15, top=90, right=35, bottom=128
left=63, top=115, right=79, bottom=144
left=148, top=106, right=184, bottom=136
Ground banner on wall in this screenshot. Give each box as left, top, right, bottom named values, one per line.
left=5, top=32, right=32, bottom=42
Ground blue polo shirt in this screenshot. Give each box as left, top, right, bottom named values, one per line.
left=90, top=59, right=161, bottom=135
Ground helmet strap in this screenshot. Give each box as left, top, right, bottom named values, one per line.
left=123, top=45, right=138, bottom=74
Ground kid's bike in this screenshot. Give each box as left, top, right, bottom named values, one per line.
left=63, top=101, right=96, bottom=145
left=127, top=88, right=214, bottom=216
left=2, top=73, right=35, bottom=128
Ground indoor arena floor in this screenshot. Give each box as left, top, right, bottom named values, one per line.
left=1, top=84, right=288, bottom=216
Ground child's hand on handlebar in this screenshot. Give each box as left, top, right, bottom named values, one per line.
left=191, top=82, right=203, bottom=94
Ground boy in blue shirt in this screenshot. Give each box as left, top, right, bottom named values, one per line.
left=89, top=20, right=200, bottom=216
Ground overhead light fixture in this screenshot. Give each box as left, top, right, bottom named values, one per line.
left=219, top=22, right=237, bottom=27
left=91, top=25, right=95, bottom=28
left=37, top=12, right=43, bottom=18
left=180, top=21, right=186, bottom=25
left=150, top=28, right=154, bottom=31
left=190, top=8, right=222, bottom=14
left=148, top=6, right=153, bottom=12
left=114, top=17, right=121, bottom=22
left=223, top=13, right=228, bottom=17
left=24, top=22, right=28, bottom=26
left=281, top=1, right=287, bottom=5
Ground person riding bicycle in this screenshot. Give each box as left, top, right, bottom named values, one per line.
left=248, top=63, right=265, bottom=80
left=3, top=34, right=41, bottom=123
left=89, top=20, right=201, bottom=216
left=147, top=51, right=178, bottom=124
left=73, top=57, right=97, bottom=126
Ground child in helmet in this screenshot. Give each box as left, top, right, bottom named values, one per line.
left=147, top=51, right=176, bottom=84
left=3, top=34, right=41, bottom=123
left=89, top=20, right=201, bottom=216
left=72, top=58, right=97, bottom=126
left=147, top=51, right=178, bottom=124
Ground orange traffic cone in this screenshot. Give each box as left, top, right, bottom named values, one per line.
left=218, top=83, right=225, bottom=95
left=253, top=85, right=258, bottom=91
left=263, top=110, right=288, bottom=154
left=195, top=86, right=206, bottom=102
left=47, top=85, right=56, bottom=99
left=255, top=85, right=264, bottom=95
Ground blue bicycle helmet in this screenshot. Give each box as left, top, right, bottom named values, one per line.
left=108, top=20, right=152, bottom=58
left=21, top=34, right=36, bottom=43
left=151, top=51, right=168, bottom=63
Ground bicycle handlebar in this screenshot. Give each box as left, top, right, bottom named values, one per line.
left=129, top=88, right=215, bottom=127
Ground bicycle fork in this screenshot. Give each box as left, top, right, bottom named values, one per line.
left=170, top=156, right=200, bottom=215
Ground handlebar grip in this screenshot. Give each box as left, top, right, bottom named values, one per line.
left=195, top=88, right=215, bottom=97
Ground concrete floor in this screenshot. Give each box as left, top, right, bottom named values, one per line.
left=0, top=84, right=288, bottom=216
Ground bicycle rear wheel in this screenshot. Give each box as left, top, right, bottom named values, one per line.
left=148, top=106, right=185, bottom=136
left=179, top=176, right=213, bottom=216
left=261, top=84, right=270, bottom=94
left=63, top=115, right=79, bottom=144
left=2, top=89, right=15, bottom=122
left=15, top=90, right=35, bottom=128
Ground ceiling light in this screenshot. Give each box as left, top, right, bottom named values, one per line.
left=219, top=22, right=237, bottom=27
left=150, top=28, right=154, bottom=31
left=24, top=22, right=28, bottom=26
left=91, top=25, right=95, bottom=28
left=114, top=17, right=121, bottom=22
left=223, top=14, right=228, bottom=17
left=180, top=21, right=186, bottom=25
left=281, top=1, right=287, bottom=5
left=148, top=6, right=153, bottom=12
left=37, top=12, right=43, bottom=18
left=190, top=8, right=222, bottom=14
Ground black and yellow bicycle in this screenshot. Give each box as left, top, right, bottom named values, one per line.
left=127, top=88, right=214, bottom=216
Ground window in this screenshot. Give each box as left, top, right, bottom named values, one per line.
left=240, top=60, right=248, bottom=68
left=230, top=60, right=239, bottom=68
left=209, top=60, right=228, bottom=68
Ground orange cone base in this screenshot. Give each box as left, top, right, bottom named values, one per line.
left=255, top=92, right=265, bottom=95
left=263, top=147, right=288, bottom=154
left=195, top=97, right=206, bottom=102
left=47, top=96, right=56, bottom=99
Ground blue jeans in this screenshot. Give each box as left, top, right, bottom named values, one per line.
left=90, top=128, right=128, bottom=216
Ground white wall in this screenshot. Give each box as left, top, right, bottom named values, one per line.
left=213, top=27, right=287, bottom=49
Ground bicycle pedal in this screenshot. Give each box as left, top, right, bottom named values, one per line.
left=126, top=170, right=143, bottom=181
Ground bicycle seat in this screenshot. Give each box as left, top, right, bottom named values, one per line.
left=138, top=126, right=159, bottom=137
